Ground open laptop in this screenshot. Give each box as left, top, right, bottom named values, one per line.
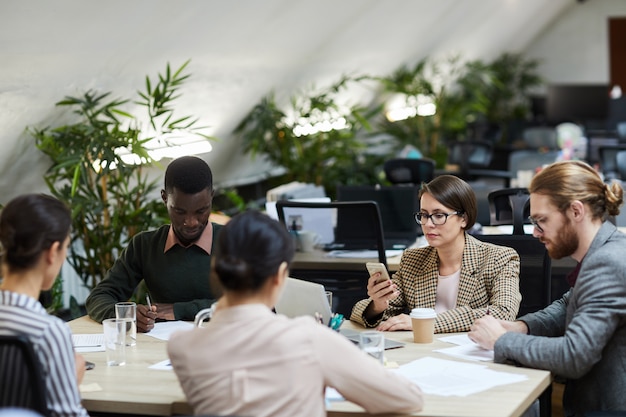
left=275, top=277, right=404, bottom=350
left=335, top=185, right=421, bottom=250
left=275, top=277, right=333, bottom=325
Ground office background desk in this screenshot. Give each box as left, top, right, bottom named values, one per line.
left=291, top=227, right=582, bottom=313
left=70, top=316, right=550, bottom=417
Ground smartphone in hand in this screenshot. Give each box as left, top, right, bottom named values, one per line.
left=366, top=262, right=391, bottom=283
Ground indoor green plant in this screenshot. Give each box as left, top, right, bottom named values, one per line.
left=375, top=53, right=543, bottom=166
left=29, top=60, right=211, bottom=299
left=234, top=74, right=384, bottom=197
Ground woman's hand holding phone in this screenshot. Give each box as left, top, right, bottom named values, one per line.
left=365, top=262, right=398, bottom=314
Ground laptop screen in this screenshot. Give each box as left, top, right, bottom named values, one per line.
left=336, top=185, right=421, bottom=244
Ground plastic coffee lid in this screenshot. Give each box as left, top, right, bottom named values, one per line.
left=410, top=308, right=437, bottom=319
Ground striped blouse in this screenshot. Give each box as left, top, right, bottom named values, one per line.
left=0, top=290, right=89, bottom=417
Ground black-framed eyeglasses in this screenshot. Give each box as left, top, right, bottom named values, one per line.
left=528, top=215, right=545, bottom=233
left=414, top=211, right=461, bottom=226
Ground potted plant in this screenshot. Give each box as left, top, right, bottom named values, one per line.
left=376, top=56, right=483, bottom=167
left=234, top=74, right=384, bottom=197
left=29, top=61, right=212, bottom=307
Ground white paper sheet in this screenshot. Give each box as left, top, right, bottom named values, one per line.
left=434, top=344, right=495, bottom=362
left=149, top=359, right=174, bottom=371
left=437, top=333, right=495, bottom=361
left=438, top=334, right=475, bottom=346
left=392, top=357, right=527, bottom=397
left=144, top=321, right=194, bottom=341
left=72, top=333, right=105, bottom=352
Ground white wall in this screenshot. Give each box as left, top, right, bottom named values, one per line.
left=525, top=0, right=626, bottom=84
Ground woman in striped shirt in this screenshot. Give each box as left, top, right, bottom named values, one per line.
left=0, top=194, right=88, bottom=417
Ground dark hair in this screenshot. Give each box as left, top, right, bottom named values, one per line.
left=530, top=160, right=623, bottom=220
left=418, top=175, right=477, bottom=230
left=214, top=210, right=295, bottom=292
left=164, top=156, right=213, bottom=194
left=0, top=194, right=71, bottom=271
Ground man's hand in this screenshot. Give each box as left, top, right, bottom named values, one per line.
left=137, top=304, right=157, bottom=333
left=468, top=315, right=518, bottom=350
left=153, top=303, right=175, bottom=321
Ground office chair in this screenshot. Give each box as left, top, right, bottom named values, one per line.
left=0, top=335, right=48, bottom=416
left=488, top=188, right=531, bottom=235
left=275, top=200, right=386, bottom=316
left=446, top=140, right=494, bottom=178
left=475, top=234, right=551, bottom=317
left=617, top=121, right=626, bottom=142
left=615, top=150, right=626, bottom=181
left=598, top=145, right=626, bottom=181
left=522, top=126, right=559, bottom=149
left=383, top=158, right=435, bottom=186
left=474, top=233, right=552, bottom=417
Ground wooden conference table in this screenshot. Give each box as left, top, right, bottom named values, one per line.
left=70, top=316, right=550, bottom=417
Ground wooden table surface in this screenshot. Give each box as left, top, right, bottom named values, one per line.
left=71, top=316, right=550, bottom=417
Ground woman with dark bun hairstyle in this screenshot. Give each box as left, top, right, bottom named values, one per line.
left=0, top=194, right=88, bottom=417
left=168, top=210, right=423, bottom=417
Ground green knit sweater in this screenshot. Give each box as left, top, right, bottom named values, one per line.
left=86, top=223, right=222, bottom=322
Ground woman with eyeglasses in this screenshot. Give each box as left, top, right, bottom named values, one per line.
left=351, top=175, right=522, bottom=333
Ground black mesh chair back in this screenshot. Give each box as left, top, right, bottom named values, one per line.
left=488, top=188, right=531, bottom=235
left=616, top=150, right=626, bottom=180
left=0, top=335, right=48, bottom=416
left=475, top=234, right=551, bottom=317
left=447, top=140, right=493, bottom=171
left=383, top=158, right=435, bottom=185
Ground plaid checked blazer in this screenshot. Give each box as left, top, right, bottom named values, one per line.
left=351, top=233, right=521, bottom=333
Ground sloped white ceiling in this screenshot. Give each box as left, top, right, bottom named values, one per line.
left=0, top=0, right=617, bottom=202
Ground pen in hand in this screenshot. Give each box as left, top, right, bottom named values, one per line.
left=146, top=294, right=153, bottom=312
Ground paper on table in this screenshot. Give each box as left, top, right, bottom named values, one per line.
left=392, top=356, right=527, bottom=397
left=434, top=344, right=495, bottom=362
left=144, top=321, right=194, bottom=341
left=325, top=250, right=404, bottom=259
left=72, top=334, right=105, bottom=352
left=149, top=359, right=173, bottom=371
left=325, top=387, right=344, bottom=402
left=436, top=333, right=494, bottom=361
left=439, top=334, right=475, bottom=346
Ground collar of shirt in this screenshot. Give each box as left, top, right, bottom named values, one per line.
left=0, top=290, right=48, bottom=314
left=164, top=223, right=213, bottom=254
left=566, top=260, right=583, bottom=287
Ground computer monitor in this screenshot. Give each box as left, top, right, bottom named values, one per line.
left=546, top=84, right=610, bottom=125
left=336, top=185, right=421, bottom=247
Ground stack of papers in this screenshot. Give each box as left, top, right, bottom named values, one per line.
left=435, top=334, right=494, bottom=362
left=393, top=357, right=527, bottom=396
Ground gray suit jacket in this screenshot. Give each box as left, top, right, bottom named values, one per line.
left=494, top=222, right=626, bottom=417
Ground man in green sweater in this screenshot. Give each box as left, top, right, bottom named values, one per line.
left=86, top=156, right=223, bottom=332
